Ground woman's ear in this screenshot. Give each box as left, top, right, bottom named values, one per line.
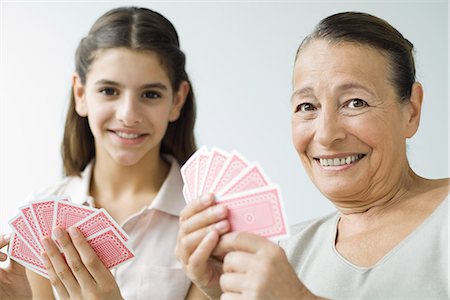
left=403, top=82, right=423, bottom=138
left=169, top=81, right=190, bottom=122
left=72, top=73, right=88, bottom=117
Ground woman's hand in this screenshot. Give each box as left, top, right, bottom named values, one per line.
left=0, top=233, right=32, bottom=300
left=41, top=227, right=123, bottom=300
left=216, top=232, right=319, bottom=300
left=175, top=194, right=230, bottom=300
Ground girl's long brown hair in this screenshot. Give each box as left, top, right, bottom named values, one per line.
left=62, top=7, right=197, bottom=176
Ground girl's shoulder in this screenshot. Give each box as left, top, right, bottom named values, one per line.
left=27, top=176, right=81, bottom=201
left=27, top=164, right=93, bottom=203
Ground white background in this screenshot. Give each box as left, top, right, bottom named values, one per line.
left=1, top=1, right=448, bottom=236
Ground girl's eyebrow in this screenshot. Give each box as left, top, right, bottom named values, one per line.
left=94, top=79, right=168, bottom=90
left=140, top=83, right=168, bottom=90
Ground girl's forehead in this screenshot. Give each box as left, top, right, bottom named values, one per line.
left=85, top=48, right=171, bottom=86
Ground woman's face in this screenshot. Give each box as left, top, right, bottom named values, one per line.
left=73, top=48, right=187, bottom=167
left=291, top=39, right=418, bottom=203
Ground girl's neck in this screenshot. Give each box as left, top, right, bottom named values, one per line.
left=90, top=152, right=170, bottom=201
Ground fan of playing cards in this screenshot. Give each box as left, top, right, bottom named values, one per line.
left=8, top=198, right=135, bottom=278
left=181, top=146, right=289, bottom=240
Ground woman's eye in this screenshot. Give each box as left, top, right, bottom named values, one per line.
left=142, top=91, right=161, bottom=99
left=295, top=102, right=316, bottom=112
left=99, top=88, right=117, bottom=96
left=347, top=98, right=368, bottom=109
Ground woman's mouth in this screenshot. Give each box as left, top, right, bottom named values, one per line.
left=316, top=154, right=365, bottom=167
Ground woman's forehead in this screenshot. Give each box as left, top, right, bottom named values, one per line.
left=294, top=40, right=390, bottom=78
left=292, top=40, right=393, bottom=96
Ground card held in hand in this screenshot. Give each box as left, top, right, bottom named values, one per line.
left=71, top=208, right=128, bottom=241
left=181, top=146, right=290, bottom=240
left=217, top=186, right=288, bottom=239
left=8, top=232, right=49, bottom=279
left=86, top=227, right=135, bottom=269
left=52, top=200, right=97, bottom=238
left=9, top=196, right=134, bottom=277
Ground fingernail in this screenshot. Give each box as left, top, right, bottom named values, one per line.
left=2, top=234, right=10, bottom=241
left=68, top=227, right=80, bottom=238
left=53, top=227, right=63, bottom=239
left=201, top=193, right=213, bottom=204
left=214, top=205, right=226, bottom=217
left=41, top=238, right=51, bottom=250
left=215, top=220, right=228, bottom=232
left=41, top=252, right=49, bottom=264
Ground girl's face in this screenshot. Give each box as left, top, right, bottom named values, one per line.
left=73, top=48, right=188, bottom=167
left=291, top=40, right=421, bottom=204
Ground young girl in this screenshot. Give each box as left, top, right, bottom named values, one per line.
left=1, top=6, right=202, bottom=299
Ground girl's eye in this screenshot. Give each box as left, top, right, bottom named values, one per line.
left=295, top=102, right=316, bottom=112
left=347, top=98, right=368, bottom=109
left=142, top=91, right=161, bottom=99
left=99, top=87, right=118, bottom=96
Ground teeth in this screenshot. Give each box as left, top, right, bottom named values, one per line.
left=115, top=131, right=141, bottom=139
left=319, top=154, right=363, bottom=167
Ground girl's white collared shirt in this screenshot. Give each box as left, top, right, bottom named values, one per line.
left=31, top=156, right=190, bottom=299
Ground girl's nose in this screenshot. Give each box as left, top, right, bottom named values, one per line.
left=116, top=94, right=143, bottom=126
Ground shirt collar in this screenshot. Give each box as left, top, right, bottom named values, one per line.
left=64, top=156, right=185, bottom=216
left=148, top=155, right=185, bottom=216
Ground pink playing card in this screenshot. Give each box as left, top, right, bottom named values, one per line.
left=9, top=214, right=42, bottom=256
left=210, top=151, right=249, bottom=194
left=181, top=146, right=208, bottom=201
left=216, top=186, right=288, bottom=239
left=182, top=185, right=190, bottom=203
left=31, top=199, right=57, bottom=240
left=19, top=205, right=44, bottom=249
left=200, top=147, right=229, bottom=195
left=86, top=227, right=135, bottom=269
left=71, top=208, right=128, bottom=241
left=195, top=151, right=211, bottom=198
left=52, top=201, right=97, bottom=239
left=8, top=232, right=49, bottom=278
left=216, top=163, right=271, bottom=197
left=181, top=154, right=199, bottom=202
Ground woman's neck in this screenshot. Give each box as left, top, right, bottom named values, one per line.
left=329, top=167, right=423, bottom=216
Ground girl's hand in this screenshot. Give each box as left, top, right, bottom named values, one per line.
left=41, top=227, right=123, bottom=300
left=0, top=233, right=32, bottom=300
left=175, top=194, right=230, bottom=300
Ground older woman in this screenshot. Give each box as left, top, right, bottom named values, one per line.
left=175, top=12, right=449, bottom=299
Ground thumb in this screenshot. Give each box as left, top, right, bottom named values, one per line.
left=9, top=259, right=26, bottom=275
left=0, top=234, right=11, bottom=249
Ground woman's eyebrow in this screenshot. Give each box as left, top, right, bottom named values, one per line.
left=336, top=83, right=375, bottom=96
left=291, top=87, right=314, bottom=102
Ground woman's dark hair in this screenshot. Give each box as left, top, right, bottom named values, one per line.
left=62, top=7, right=196, bottom=176
left=296, top=12, right=415, bottom=102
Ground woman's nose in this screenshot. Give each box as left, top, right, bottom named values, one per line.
left=313, top=108, right=346, bottom=147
